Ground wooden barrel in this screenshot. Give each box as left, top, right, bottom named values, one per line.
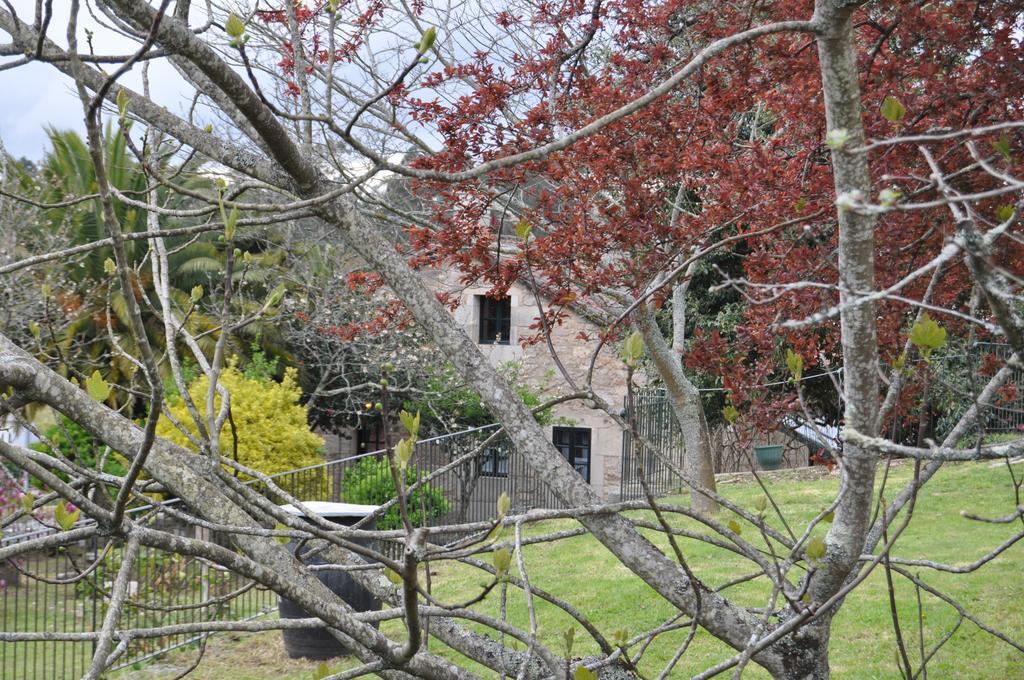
left=277, top=503, right=381, bottom=659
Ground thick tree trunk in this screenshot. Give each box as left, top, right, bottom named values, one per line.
left=811, top=0, right=881, bottom=598
left=758, top=2, right=883, bottom=677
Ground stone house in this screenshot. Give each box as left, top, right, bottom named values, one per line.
left=320, top=270, right=632, bottom=501
left=443, top=275, right=631, bottom=501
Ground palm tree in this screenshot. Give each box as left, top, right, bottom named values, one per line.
left=38, top=127, right=226, bottom=404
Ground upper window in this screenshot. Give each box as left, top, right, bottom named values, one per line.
left=478, top=295, right=511, bottom=345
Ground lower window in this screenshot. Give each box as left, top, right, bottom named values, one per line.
left=552, top=427, right=591, bottom=483
left=479, top=445, right=509, bottom=477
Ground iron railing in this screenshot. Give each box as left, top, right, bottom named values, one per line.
left=0, top=520, right=276, bottom=679
left=620, top=390, right=688, bottom=501
left=0, top=423, right=570, bottom=677
left=262, top=423, right=567, bottom=530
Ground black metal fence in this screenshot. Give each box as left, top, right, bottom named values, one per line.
left=0, top=520, right=276, bottom=679
left=963, top=343, right=1024, bottom=435
left=264, top=424, right=567, bottom=530
left=619, top=390, right=689, bottom=501
left=1, top=424, right=569, bottom=678
left=896, top=342, right=1024, bottom=443
left=619, top=390, right=811, bottom=501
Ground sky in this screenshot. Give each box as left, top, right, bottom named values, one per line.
left=0, top=1, right=195, bottom=160
left=0, top=1, right=479, bottom=163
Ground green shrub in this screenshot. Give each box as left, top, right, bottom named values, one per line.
left=402, top=361, right=557, bottom=434
left=156, top=362, right=328, bottom=498
left=341, top=456, right=450, bottom=530
left=30, top=416, right=127, bottom=480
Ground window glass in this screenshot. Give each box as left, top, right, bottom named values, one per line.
left=478, top=295, right=511, bottom=345
left=552, top=427, right=591, bottom=483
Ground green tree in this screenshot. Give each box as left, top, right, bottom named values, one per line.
left=156, top=362, right=324, bottom=481
left=36, top=128, right=223, bottom=398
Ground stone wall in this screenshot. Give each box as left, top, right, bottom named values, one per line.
left=444, top=276, right=630, bottom=499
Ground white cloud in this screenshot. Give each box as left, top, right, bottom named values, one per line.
left=0, top=0, right=197, bottom=158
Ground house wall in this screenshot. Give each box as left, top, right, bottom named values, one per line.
left=319, top=274, right=632, bottom=500
left=445, top=277, right=630, bottom=500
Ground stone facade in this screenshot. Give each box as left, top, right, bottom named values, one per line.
left=318, top=273, right=632, bottom=500
left=445, top=277, right=630, bottom=500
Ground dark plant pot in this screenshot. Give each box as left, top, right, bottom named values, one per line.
left=277, top=503, right=381, bottom=660
left=754, top=444, right=784, bottom=471
left=0, top=559, right=20, bottom=589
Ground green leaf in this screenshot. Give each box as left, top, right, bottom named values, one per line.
left=190, top=284, right=204, bottom=304
left=892, top=351, right=907, bottom=373
left=878, top=187, right=902, bottom=207
left=264, top=283, right=286, bottom=308
left=312, top=661, right=330, bottom=680
left=204, top=123, right=213, bottom=133
left=996, top=204, right=1015, bottom=223
left=493, top=546, right=512, bottom=577
left=754, top=496, right=768, bottom=513
left=727, top=519, right=742, bottom=535
left=395, top=437, right=415, bottom=470
left=384, top=567, right=403, bottom=585
left=612, top=628, right=629, bottom=648
left=225, top=13, right=246, bottom=39
left=21, top=493, right=35, bottom=513
left=823, top=511, right=835, bottom=523
left=621, top=331, right=644, bottom=367
left=880, top=95, right=906, bottom=123
left=328, top=0, right=340, bottom=11
left=574, top=666, right=597, bottom=680
left=55, top=503, right=80, bottom=531
left=909, top=313, right=947, bottom=358
left=103, top=257, right=117, bottom=275
left=116, top=89, right=129, bottom=119
left=561, top=626, right=575, bottom=657
left=786, top=348, right=803, bottom=382
left=806, top=536, right=827, bottom=562
left=399, top=410, right=421, bottom=438
left=722, top=405, right=739, bottom=424
left=992, top=135, right=1013, bottom=161
left=794, top=196, right=807, bottom=212
left=514, top=218, right=532, bottom=242
left=224, top=206, right=239, bottom=241
left=273, top=522, right=291, bottom=545
left=85, top=369, right=110, bottom=402
left=825, top=128, right=850, bottom=150
left=28, top=322, right=40, bottom=339
left=416, top=26, right=437, bottom=54
left=496, top=491, right=511, bottom=518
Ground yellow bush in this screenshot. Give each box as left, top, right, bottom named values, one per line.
left=157, top=364, right=326, bottom=495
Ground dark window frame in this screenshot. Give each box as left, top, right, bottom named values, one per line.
left=552, top=426, right=591, bottom=483
left=479, top=445, right=509, bottom=478
left=478, top=295, right=512, bottom=345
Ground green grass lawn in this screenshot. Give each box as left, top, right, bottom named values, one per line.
left=405, top=460, right=1024, bottom=678
left=120, top=460, right=1024, bottom=679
